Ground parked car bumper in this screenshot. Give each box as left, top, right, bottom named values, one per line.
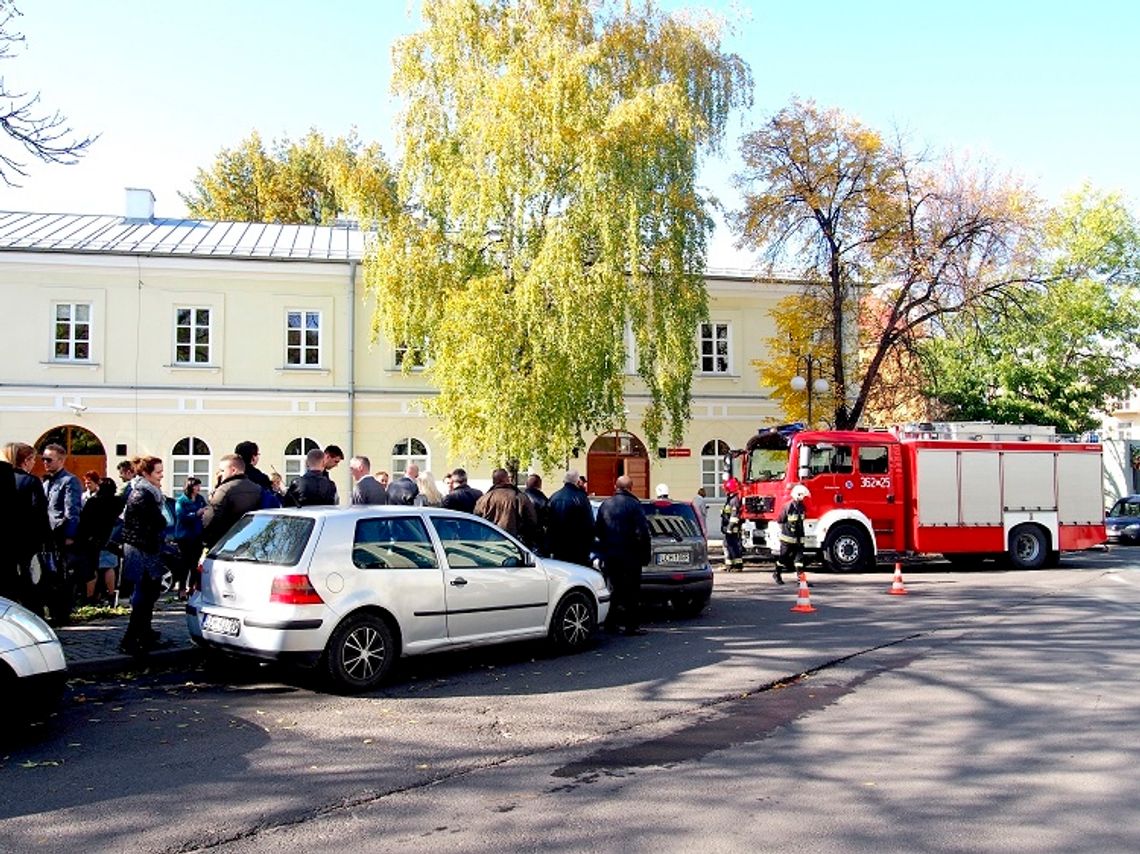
left=640, top=565, right=714, bottom=600
left=186, top=598, right=328, bottom=665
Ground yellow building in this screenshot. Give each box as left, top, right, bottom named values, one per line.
left=0, top=189, right=793, bottom=505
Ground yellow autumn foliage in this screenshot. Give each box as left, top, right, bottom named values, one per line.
left=365, top=0, right=751, bottom=468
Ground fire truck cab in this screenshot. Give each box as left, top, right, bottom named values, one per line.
left=731, top=422, right=1106, bottom=571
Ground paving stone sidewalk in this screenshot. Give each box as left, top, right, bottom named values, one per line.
left=56, top=598, right=200, bottom=678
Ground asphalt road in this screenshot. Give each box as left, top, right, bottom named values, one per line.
left=3, top=549, right=1139, bottom=853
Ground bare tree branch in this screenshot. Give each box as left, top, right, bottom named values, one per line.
left=0, top=2, right=97, bottom=187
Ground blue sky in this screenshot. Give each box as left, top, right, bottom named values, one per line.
left=3, top=0, right=1137, bottom=269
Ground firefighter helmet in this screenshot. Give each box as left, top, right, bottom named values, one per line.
left=790, top=484, right=810, bottom=501
left=723, top=477, right=740, bottom=494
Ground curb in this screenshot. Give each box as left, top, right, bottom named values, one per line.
left=66, top=645, right=202, bottom=678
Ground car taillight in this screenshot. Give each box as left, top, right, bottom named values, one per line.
left=270, top=574, right=324, bottom=605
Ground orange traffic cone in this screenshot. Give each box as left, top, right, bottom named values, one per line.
left=790, top=571, right=816, bottom=613
left=888, top=562, right=908, bottom=596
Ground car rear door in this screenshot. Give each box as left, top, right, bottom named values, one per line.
left=428, top=514, right=549, bottom=642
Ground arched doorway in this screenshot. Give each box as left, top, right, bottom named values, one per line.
left=586, top=431, right=649, bottom=498
left=33, top=424, right=107, bottom=480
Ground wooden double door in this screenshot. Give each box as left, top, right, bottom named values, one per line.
left=586, top=431, right=649, bottom=498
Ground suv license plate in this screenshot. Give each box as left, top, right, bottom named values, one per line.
left=656, top=552, right=691, bottom=566
left=202, top=614, right=241, bottom=637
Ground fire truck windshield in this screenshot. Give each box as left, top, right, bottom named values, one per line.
left=747, top=449, right=788, bottom=482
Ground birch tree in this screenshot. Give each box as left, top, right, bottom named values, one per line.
left=363, top=0, right=750, bottom=467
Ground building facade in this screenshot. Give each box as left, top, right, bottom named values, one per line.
left=0, top=190, right=793, bottom=506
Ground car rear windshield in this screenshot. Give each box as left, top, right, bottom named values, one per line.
left=209, top=514, right=314, bottom=566
left=641, top=501, right=702, bottom=539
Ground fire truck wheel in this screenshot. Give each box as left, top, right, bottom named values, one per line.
left=1008, top=524, right=1048, bottom=570
left=823, top=524, right=873, bottom=573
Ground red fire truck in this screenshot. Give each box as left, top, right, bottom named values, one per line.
left=727, top=422, right=1106, bottom=571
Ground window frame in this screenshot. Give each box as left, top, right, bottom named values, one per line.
left=170, top=436, right=214, bottom=494
left=52, top=301, right=93, bottom=362
left=394, top=340, right=428, bottom=370
left=391, top=436, right=429, bottom=475
left=284, top=437, right=320, bottom=481
left=700, top=439, right=730, bottom=498
left=173, top=306, right=213, bottom=366
left=285, top=309, right=322, bottom=368
left=698, top=321, right=731, bottom=375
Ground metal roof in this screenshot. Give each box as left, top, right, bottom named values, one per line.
left=0, top=211, right=367, bottom=262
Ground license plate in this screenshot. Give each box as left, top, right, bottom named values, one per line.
left=656, top=551, right=691, bottom=566
left=202, top=613, right=241, bottom=637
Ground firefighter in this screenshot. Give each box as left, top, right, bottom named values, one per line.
left=720, top=477, right=744, bottom=572
left=774, top=483, right=810, bottom=584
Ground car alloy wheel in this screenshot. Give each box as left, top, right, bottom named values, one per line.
left=550, top=591, right=595, bottom=651
left=326, top=613, right=395, bottom=692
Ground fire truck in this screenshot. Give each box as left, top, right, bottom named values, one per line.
left=727, top=422, right=1106, bottom=571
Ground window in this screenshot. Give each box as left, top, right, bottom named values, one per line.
left=394, top=341, right=427, bottom=369
left=858, top=446, right=890, bottom=475
left=352, top=517, right=438, bottom=569
left=432, top=516, right=527, bottom=568
left=804, top=444, right=853, bottom=477
left=286, top=310, right=321, bottom=366
left=624, top=322, right=637, bottom=374
left=699, top=322, right=730, bottom=374
left=701, top=439, right=730, bottom=498
left=53, top=302, right=91, bottom=361
left=171, top=436, right=213, bottom=493
left=392, top=436, right=429, bottom=474
left=210, top=515, right=314, bottom=565
left=1109, top=498, right=1140, bottom=519
left=284, top=437, right=320, bottom=480
left=175, top=307, right=212, bottom=365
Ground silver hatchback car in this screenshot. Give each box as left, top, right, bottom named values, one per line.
left=0, top=596, right=67, bottom=723
left=187, top=507, right=611, bottom=691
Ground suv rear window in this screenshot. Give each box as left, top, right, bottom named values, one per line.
left=209, top=514, right=314, bottom=566
left=640, top=501, right=702, bottom=539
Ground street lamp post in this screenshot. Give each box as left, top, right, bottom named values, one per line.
left=789, top=354, right=830, bottom=427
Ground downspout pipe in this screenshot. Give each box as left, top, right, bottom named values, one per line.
left=347, top=259, right=358, bottom=466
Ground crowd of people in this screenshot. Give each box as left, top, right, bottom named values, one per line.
left=1, top=436, right=669, bottom=652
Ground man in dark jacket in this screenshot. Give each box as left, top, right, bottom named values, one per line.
left=594, top=475, right=652, bottom=636
left=546, top=469, right=593, bottom=567
left=285, top=448, right=339, bottom=508
left=42, top=444, right=83, bottom=622
left=387, top=464, right=420, bottom=505
left=234, top=440, right=273, bottom=491
left=474, top=468, right=539, bottom=546
left=202, top=454, right=263, bottom=549
left=441, top=467, right=482, bottom=514
left=522, top=474, right=549, bottom=555
left=349, top=456, right=388, bottom=505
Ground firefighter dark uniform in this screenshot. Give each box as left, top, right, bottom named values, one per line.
left=720, top=479, right=744, bottom=572
left=774, top=484, right=810, bottom=584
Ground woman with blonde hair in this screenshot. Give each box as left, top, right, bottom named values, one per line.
left=414, top=471, right=444, bottom=507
